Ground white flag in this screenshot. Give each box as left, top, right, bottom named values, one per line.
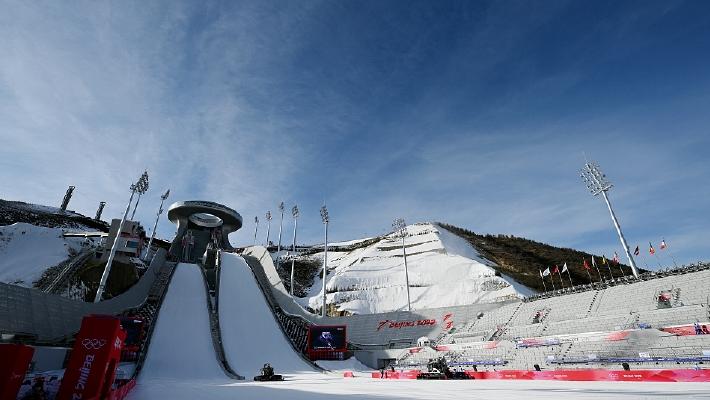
left=591, top=256, right=596, bottom=267
left=543, top=267, right=551, bottom=276
left=562, top=263, right=568, bottom=273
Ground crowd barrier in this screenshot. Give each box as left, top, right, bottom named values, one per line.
left=372, top=369, right=710, bottom=382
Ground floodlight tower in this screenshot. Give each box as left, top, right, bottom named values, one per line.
left=265, top=211, right=272, bottom=246
left=144, top=189, right=170, bottom=261
left=580, top=161, right=639, bottom=278
left=290, top=205, right=299, bottom=296
left=277, top=202, right=285, bottom=253
left=130, top=171, right=149, bottom=220
left=253, top=216, right=259, bottom=246
left=94, top=201, right=106, bottom=221
left=95, top=171, right=149, bottom=302
left=393, top=218, right=412, bottom=311
left=320, top=205, right=329, bottom=317
left=60, top=186, right=75, bottom=212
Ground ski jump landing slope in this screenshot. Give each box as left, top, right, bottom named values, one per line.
left=139, top=263, right=225, bottom=381
left=219, top=253, right=317, bottom=376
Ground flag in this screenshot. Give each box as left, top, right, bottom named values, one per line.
left=634, top=246, right=640, bottom=256
left=583, top=259, right=591, bottom=270
left=562, top=263, right=568, bottom=273
left=602, top=255, right=608, bottom=265
left=649, top=242, right=655, bottom=255
left=660, top=239, right=667, bottom=250
left=612, top=252, right=619, bottom=264
left=591, top=256, right=596, bottom=267
left=553, top=265, right=559, bottom=274
left=543, top=267, right=550, bottom=276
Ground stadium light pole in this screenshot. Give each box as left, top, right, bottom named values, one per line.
left=144, top=189, right=170, bottom=262
left=253, top=216, right=259, bottom=246
left=290, top=205, right=299, bottom=296
left=320, top=205, right=329, bottom=317
left=130, top=171, right=149, bottom=220
left=265, top=211, right=272, bottom=247
left=277, top=201, right=285, bottom=253
left=95, top=171, right=148, bottom=302
left=393, top=218, right=411, bottom=311
left=581, top=161, right=639, bottom=278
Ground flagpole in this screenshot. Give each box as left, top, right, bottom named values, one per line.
left=550, top=275, right=556, bottom=291
left=607, top=263, right=614, bottom=281
left=586, top=268, right=593, bottom=284
left=618, top=263, right=626, bottom=279
left=558, top=270, right=564, bottom=288
left=539, top=270, right=547, bottom=292
left=653, top=253, right=662, bottom=269
left=593, top=257, right=602, bottom=283
left=566, top=267, right=574, bottom=288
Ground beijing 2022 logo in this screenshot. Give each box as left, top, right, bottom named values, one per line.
left=81, top=338, right=107, bottom=350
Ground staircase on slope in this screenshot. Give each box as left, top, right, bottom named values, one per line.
left=489, top=302, right=523, bottom=341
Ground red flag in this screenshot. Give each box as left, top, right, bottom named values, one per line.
left=583, top=259, right=591, bottom=270
left=634, top=246, right=640, bottom=256
left=553, top=265, right=559, bottom=274
left=649, top=242, right=655, bottom=255
left=660, top=239, right=667, bottom=250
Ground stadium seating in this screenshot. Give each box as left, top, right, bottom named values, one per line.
left=391, top=263, right=710, bottom=372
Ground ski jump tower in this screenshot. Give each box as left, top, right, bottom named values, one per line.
left=167, top=200, right=243, bottom=262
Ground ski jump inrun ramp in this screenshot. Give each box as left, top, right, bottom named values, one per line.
left=138, top=253, right=315, bottom=383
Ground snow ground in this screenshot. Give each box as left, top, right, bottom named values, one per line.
left=219, top=253, right=318, bottom=377
left=300, top=223, right=529, bottom=314
left=128, top=374, right=710, bottom=399
left=0, top=222, right=91, bottom=286
left=315, top=358, right=373, bottom=373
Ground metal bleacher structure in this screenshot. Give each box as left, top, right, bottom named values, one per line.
left=396, top=263, right=710, bottom=371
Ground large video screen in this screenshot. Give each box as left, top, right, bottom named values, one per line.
left=308, top=325, right=346, bottom=351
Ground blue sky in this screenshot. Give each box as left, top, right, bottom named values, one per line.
left=1, top=1, right=709, bottom=267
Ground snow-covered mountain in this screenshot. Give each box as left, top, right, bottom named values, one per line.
left=295, top=223, right=536, bottom=315
left=0, top=223, right=91, bottom=287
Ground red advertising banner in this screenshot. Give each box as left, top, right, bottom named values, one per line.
left=370, top=368, right=710, bottom=382
left=56, top=315, right=126, bottom=400
left=0, top=344, right=34, bottom=400
left=662, top=323, right=710, bottom=336
left=465, top=369, right=710, bottom=382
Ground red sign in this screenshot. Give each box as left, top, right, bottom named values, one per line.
left=662, top=323, right=710, bottom=336
left=371, top=369, right=710, bottom=382
left=377, top=318, right=436, bottom=331
left=0, top=344, right=34, bottom=400
left=464, top=369, right=710, bottom=382
left=376, top=312, right=454, bottom=332
left=57, top=315, right=126, bottom=400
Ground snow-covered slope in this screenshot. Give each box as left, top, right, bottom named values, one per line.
left=299, top=223, right=535, bottom=315
left=139, top=263, right=225, bottom=381
left=0, top=222, right=89, bottom=286
left=219, top=253, right=317, bottom=376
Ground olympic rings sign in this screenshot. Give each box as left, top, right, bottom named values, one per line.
left=81, top=338, right=107, bottom=350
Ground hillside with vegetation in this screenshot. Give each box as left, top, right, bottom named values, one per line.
left=438, top=223, right=639, bottom=292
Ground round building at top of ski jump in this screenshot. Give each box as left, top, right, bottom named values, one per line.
left=167, top=200, right=242, bottom=257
